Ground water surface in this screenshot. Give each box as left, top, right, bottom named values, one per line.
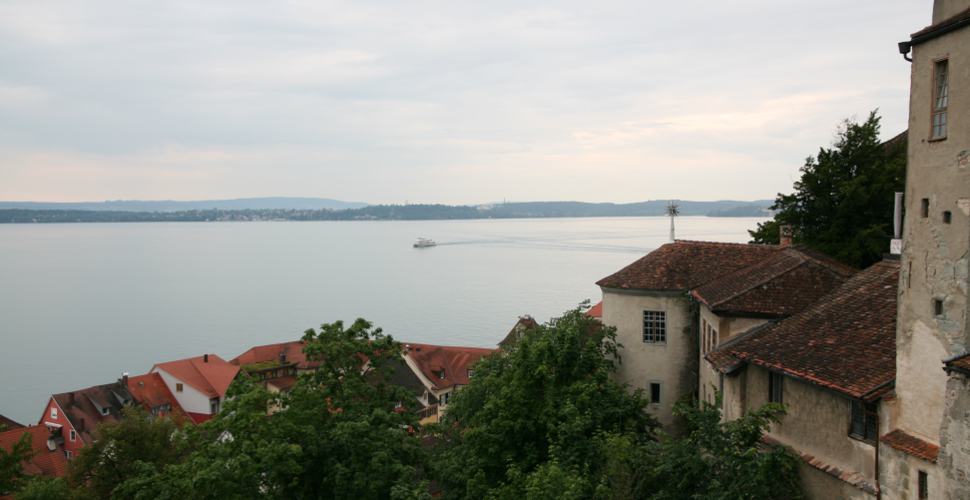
left=0, top=216, right=763, bottom=422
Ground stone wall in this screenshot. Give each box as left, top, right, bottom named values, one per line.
left=602, top=289, right=694, bottom=430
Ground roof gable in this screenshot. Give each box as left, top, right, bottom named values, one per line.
left=692, top=247, right=855, bottom=317
left=404, top=343, right=497, bottom=390
left=153, top=354, right=240, bottom=399
left=0, top=425, right=68, bottom=477
left=126, top=373, right=186, bottom=417
left=51, top=381, right=132, bottom=444
left=597, top=240, right=780, bottom=291
left=708, top=260, right=899, bottom=399
left=231, top=340, right=319, bottom=371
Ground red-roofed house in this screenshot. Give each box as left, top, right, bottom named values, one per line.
left=126, top=373, right=187, bottom=419
left=151, top=354, right=240, bottom=423
left=231, top=340, right=319, bottom=394
left=692, top=246, right=855, bottom=407
left=38, top=380, right=134, bottom=459
left=0, top=414, right=22, bottom=431
left=596, top=240, right=782, bottom=428
left=498, top=315, right=539, bottom=350
left=706, top=260, right=899, bottom=499
left=0, top=425, right=69, bottom=485
left=587, top=301, right=603, bottom=319
left=402, top=343, right=497, bottom=423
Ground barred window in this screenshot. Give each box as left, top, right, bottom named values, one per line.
left=642, top=310, right=666, bottom=343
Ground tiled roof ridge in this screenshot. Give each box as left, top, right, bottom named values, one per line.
left=911, top=7, right=970, bottom=38
left=881, top=429, right=940, bottom=463
left=673, top=239, right=778, bottom=249
left=785, top=246, right=857, bottom=277
left=714, top=259, right=899, bottom=397
left=697, top=256, right=808, bottom=308
left=403, top=342, right=497, bottom=353
left=761, top=435, right=878, bottom=495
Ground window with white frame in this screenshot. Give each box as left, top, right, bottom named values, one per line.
left=50, top=407, right=57, bottom=420
left=69, top=429, right=76, bottom=442
left=642, top=310, right=667, bottom=343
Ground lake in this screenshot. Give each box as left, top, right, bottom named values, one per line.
left=0, top=216, right=764, bottom=423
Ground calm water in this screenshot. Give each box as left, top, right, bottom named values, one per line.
left=0, top=216, right=763, bottom=422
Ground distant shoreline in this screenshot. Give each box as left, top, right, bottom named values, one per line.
left=0, top=206, right=771, bottom=224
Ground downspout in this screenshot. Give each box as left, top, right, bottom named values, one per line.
left=875, top=413, right=881, bottom=500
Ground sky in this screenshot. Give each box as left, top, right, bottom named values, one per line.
left=0, top=1, right=928, bottom=205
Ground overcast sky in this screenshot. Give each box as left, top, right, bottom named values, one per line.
left=0, top=1, right=928, bottom=204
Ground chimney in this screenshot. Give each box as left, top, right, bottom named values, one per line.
left=122, top=372, right=129, bottom=386
left=779, top=225, right=793, bottom=247
left=204, top=354, right=209, bottom=363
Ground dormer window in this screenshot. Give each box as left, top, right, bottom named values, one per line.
left=436, top=369, right=446, bottom=380
left=100, top=407, right=110, bottom=416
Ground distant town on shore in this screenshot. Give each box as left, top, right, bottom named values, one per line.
left=0, top=198, right=771, bottom=223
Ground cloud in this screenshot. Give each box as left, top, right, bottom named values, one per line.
left=0, top=0, right=923, bottom=203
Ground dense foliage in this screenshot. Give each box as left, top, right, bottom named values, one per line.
left=0, top=431, right=32, bottom=495
left=13, top=313, right=802, bottom=499
left=749, top=111, right=906, bottom=268
left=431, top=308, right=657, bottom=499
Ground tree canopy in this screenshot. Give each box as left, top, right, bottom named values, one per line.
left=431, top=307, right=658, bottom=498
left=750, top=111, right=906, bottom=268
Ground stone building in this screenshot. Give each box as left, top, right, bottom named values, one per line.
left=882, top=2, right=970, bottom=498
left=709, top=260, right=900, bottom=500
left=597, top=240, right=853, bottom=429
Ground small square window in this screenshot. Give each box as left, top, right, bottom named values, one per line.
left=176, top=383, right=183, bottom=393
left=943, top=211, right=952, bottom=224
left=918, top=470, right=928, bottom=499
left=934, top=299, right=944, bottom=316
left=50, top=407, right=57, bottom=420
left=649, top=382, right=661, bottom=404
left=66, top=450, right=73, bottom=460
left=69, top=429, right=76, bottom=442
left=921, top=198, right=929, bottom=218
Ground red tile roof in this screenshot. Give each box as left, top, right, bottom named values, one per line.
left=52, top=382, right=133, bottom=444
left=0, top=414, right=23, bottom=431
left=126, top=373, right=186, bottom=419
left=587, top=301, right=603, bottom=318
left=944, top=353, right=970, bottom=376
left=153, top=354, right=240, bottom=399
left=881, top=429, right=940, bottom=463
left=911, top=7, right=970, bottom=40
left=597, top=240, right=780, bottom=291
left=707, top=260, right=899, bottom=400
left=0, top=425, right=68, bottom=478
left=186, top=412, right=214, bottom=425
left=498, top=316, right=540, bottom=349
left=404, top=343, right=497, bottom=390
left=231, top=340, right=320, bottom=371
left=691, top=247, right=855, bottom=317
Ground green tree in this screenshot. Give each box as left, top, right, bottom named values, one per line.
left=432, top=307, right=657, bottom=499
left=625, top=396, right=802, bottom=500
left=67, top=407, right=187, bottom=498
left=750, top=111, right=906, bottom=268
left=0, top=431, right=32, bottom=495
left=117, top=319, right=428, bottom=500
